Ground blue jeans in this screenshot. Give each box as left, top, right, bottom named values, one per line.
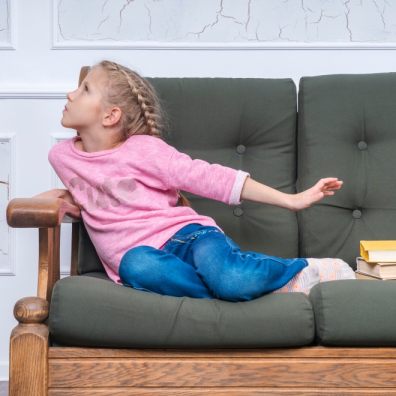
left=119, top=223, right=308, bottom=302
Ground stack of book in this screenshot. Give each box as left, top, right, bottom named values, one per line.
left=356, top=241, right=396, bottom=280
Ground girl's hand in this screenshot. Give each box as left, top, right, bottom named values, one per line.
left=289, top=178, right=343, bottom=211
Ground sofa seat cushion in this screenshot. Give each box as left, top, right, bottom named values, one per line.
left=48, top=274, right=315, bottom=348
left=309, top=280, right=396, bottom=346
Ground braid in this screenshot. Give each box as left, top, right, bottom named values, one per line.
left=95, top=60, right=167, bottom=138
left=94, top=60, right=191, bottom=208
left=119, top=68, right=161, bottom=137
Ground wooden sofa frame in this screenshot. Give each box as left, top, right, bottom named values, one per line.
left=6, top=67, right=396, bottom=395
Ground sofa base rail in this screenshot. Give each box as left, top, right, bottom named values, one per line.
left=47, top=387, right=396, bottom=395
left=45, top=346, right=396, bottom=395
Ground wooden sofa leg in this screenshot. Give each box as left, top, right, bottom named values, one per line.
left=9, top=297, right=49, bottom=396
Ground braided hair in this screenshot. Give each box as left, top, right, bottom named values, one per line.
left=94, top=60, right=191, bottom=208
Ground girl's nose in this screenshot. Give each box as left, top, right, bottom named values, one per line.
left=67, top=88, right=78, bottom=101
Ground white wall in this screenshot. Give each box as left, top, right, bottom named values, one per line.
left=1, top=0, right=395, bottom=380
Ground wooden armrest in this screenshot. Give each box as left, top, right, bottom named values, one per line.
left=7, top=190, right=81, bottom=228
left=7, top=189, right=82, bottom=301
left=14, top=296, right=49, bottom=324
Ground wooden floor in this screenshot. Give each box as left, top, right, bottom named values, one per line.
left=0, top=382, right=8, bottom=396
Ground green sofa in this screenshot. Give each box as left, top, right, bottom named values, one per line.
left=7, top=72, right=396, bottom=395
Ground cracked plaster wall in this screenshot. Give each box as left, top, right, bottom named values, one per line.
left=56, top=0, right=396, bottom=44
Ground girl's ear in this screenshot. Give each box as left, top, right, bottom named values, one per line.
left=103, top=106, right=122, bottom=127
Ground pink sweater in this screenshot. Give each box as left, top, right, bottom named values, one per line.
left=48, top=134, right=250, bottom=285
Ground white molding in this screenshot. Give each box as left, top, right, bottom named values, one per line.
left=0, top=44, right=15, bottom=50
left=0, top=91, right=67, bottom=99
left=51, top=41, right=396, bottom=50
left=9, top=0, right=16, bottom=50
left=0, top=0, right=17, bottom=50
left=50, top=0, right=396, bottom=51
left=0, top=133, right=16, bottom=276
left=0, top=43, right=15, bottom=50
left=50, top=0, right=57, bottom=52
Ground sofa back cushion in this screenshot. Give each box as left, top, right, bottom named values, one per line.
left=297, top=72, right=396, bottom=268
left=78, top=77, right=300, bottom=275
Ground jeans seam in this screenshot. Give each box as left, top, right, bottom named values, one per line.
left=170, top=238, right=188, bottom=243
left=171, top=228, right=222, bottom=243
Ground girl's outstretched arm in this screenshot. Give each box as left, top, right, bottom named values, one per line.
left=240, top=177, right=343, bottom=211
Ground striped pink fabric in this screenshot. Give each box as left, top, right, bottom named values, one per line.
left=273, top=258, right=356, bottom=295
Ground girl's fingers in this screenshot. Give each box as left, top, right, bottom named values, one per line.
left=313, top=179, right=343, bottom=195
left=322, top=178, right=342, bottom=183
left=318, top=179, right=338, bottom=189
left=321, top=177, right=339, bottom=183
left=326, top=184, right=342, bottom=190
left=319, top=181, right=343, bottom=194
left=324, top=180, right=343, bottom=188
left=324, top=179, right=342, bottom=184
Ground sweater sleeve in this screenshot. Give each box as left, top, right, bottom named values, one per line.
left=48, top=143, right=63, bottom=181
left=47, top=140, right=72, bottom=190
left=166, top=148, right=250, bottom=206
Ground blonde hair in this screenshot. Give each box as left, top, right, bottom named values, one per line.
left=94, top=60, right=191, bottom=208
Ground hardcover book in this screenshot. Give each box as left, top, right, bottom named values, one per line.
left=356, top=257, right=396, bottom=279
left=355, top=271, right=394, bottom=280
left=360, top=240, right=396, bottom=263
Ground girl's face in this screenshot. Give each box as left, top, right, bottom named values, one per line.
left=62, top=67, right=109, bottom=133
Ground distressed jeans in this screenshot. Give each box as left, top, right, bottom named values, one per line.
left=119, top=223, right=308, bottom=302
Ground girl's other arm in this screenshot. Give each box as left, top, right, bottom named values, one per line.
left=32, top=188, right=82, bottom=220
left=240, top=177, right=343, bottom=211
left=33, top=188, right=78, bottom=206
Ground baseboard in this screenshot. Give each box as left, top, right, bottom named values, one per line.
left=0, top=362, right=9, bottom=381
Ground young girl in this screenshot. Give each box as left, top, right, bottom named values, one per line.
left=48, top=60, right=356, bottom=302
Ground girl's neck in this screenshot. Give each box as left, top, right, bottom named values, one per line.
left=76, top=133, right=124, bottom=153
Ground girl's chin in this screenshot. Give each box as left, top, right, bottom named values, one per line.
left=60, top=118, right=75, bottom=129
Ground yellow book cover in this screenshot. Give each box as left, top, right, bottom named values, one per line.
left=360, top=241, right=396, bottom=263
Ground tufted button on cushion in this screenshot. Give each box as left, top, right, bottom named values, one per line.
left=233, top=207, right=244, bottom=217
left=357, top=141, right=368, bottom=150
left=352, top=209, right=362, bottom=219
left=236, top=144, right=246, bottom=154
